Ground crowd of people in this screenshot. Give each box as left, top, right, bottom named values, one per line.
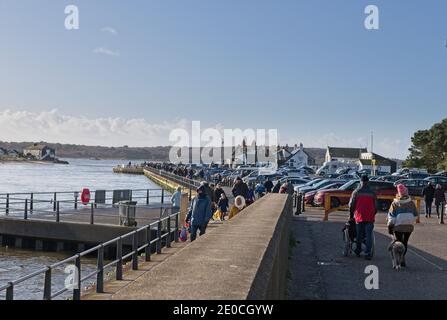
left=170, top=174, right=298, bottom=242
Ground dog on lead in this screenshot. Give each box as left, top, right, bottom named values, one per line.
left=388, top=240, right=406, bottom=270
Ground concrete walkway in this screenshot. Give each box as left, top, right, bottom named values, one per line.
left=288, top=207, right=447, bottom=300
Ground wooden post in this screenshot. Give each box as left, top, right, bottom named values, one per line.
left=324, top=194, right=330, bottom=221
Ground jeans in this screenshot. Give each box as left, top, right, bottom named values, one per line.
left=355, top=222, right=374, bottom=256
left=190, top=224, right=207, bottom=242
left=436, top=202, right=445, bottom=217
left=425, top=199, right=433, bottom=216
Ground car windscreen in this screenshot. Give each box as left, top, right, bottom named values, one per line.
left=339, top=180, right=360, bottom=190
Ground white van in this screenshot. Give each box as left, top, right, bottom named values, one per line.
left=316, top=161, right=358, bottom=176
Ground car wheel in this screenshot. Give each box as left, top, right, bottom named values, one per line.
left=330, top=197, right=340, bottom=209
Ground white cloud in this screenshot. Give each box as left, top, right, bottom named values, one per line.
left=100, top=27, right=118, bottom=35
left=0, top=109, right=188, bottom=147
left=93, top=47, right=120, bottom=57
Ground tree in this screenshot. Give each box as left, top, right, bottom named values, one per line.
left=404, top=119, right=447, bottom=172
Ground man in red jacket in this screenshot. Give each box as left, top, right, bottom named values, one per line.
left=349, top=175, right=378, bottom=260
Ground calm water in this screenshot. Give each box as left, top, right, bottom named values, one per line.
left=0, top=158, right=160, bottom=300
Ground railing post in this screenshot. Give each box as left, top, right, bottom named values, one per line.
left=302, top=193, right=305, bottom=213
left=6, top=282, right=13, bottom=300
left=167, top=216, right=171, bottom=248
left=56, top=201, right=60, bottom=223
left=116, top=238, right=123, bottom=280
left=24, top=199, right=28, bottom=220
left=73, top=255, right=81, bottom=300
left=161, top=189, right=165, bottom=204
left=132, top=232, right=138, bottom=270
left=96, top=245, right=104, bottom=293
left=74, top=192, right=78, bottom=210
left=189, top=187, right=192, bottom=201
left=53, top=192, right=57, bottom=212
left=146, top=189, right=150, bottom=205
left=295, top=193, right=302, bottom=216
left=174, top=212, right=179, bottom=242
left=440, top=201, right=445, bottom=225
left=157, top=220, right=162, bottom=254
left=43, top=267, right=52, bottom=300
left=90, top=203, right=94, bottom=225
left=30, top=193, right=34, bottom=213
left=145, top=227, right=152, bottom=262
left=6, top=193, right=9, bottom=216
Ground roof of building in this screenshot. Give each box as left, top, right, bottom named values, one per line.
left=359, top=153, right=397, bottom=165
left=327, top=147, right=368, bottom=159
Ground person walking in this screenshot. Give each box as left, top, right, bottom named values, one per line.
left=264, top=178, right=274, bottom=193
left=246, top=183, right=256, bottom=206
left=422, top=182, right=435, bottom=218
left=348, top=175, right=378, bottom=260
left=217, top=193, right=229, bottom=221
left=434, top=184, right=446, bottom=219
left=232, top=177, right=249, bottom=199
left=272, top=178, right=281, bottom=193
left=255, top=182, right=266, bottom=198
left=185, top=185, right=212, bottom=242
left=387, top=184, right=419, bottom=267
left=214, top=183, right=226, bottom=203
left=170, top=186, right=182, bottom=211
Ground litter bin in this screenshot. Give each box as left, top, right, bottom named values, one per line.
left=119, top=201, right=137, bottom=227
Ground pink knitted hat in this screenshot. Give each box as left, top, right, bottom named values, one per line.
left=396, top=184, right=408, bottom=197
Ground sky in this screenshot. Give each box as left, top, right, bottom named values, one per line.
left=0, top=0, right=446, bottom=159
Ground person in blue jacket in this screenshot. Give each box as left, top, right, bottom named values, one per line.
left=185, top=185, right=212, bottom=242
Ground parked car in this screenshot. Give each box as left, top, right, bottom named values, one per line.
left=284, top=169, right=308, bottom=177
left=394, top=179, right=429, bottom=196
left=303, top=181, right=347, bottom=206
left=316, top=161, right=358, bottom=176
left=402, top=172, right=430, bottom=180
left=297, top=165, right=316, bottom=175
left=337, top=174, right=359, bottom=180
left=323, top=173, right=340, bottom=179
left=424, top=176, right=447, bottom=190
left=314, top=180, right=396, bottom=211
left=298, top=179, right=348, bottom=195
left=376, top=175, right=404, bottom=183
left=294, top=178, right=324, bottom=193
left=280, top=177, right=311, bottom=188
left=434, top=171, right=447, bottom=177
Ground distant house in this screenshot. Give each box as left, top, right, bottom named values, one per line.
left=284, top=143, right=315, bottom=168
left=0, top=147, right=7, bottom=157
left=325, top=147, right=368, bottom=163
left=23, top=144, right=56, bottom=161
left=275, top=146, right=292, bottom=167
left=359, top=152, right=397, bottom=174
left=8, top=149, right=21, bottom=158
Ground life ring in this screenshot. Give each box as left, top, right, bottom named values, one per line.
left=234, top=196, right=246, bottom=210
left=80, top=188, right=91, bottom=205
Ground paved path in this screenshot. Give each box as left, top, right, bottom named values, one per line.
left=288, top=207, right=447, bottom=300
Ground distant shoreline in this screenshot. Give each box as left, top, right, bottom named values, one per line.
left=0, top=158, right=69, bottom=165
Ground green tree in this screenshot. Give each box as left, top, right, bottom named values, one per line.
left=404, top=119, right=447, bottom=172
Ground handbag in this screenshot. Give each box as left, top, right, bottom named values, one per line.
left=179, top=226, right=188, bottom=242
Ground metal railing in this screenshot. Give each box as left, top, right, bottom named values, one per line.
left=0, top=188, right=170, bottom=225
left=0, top=208, right=180, bottom=300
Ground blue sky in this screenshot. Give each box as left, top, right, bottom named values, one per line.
left=0, top=0, right=446, bottom=158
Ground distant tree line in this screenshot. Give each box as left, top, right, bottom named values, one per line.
left=403, top=118, right=447, bottom=172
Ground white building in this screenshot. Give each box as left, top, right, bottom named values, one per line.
left=325, top=147, right=368, bottom=163
left=285, top=143, right=314, bottom=168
